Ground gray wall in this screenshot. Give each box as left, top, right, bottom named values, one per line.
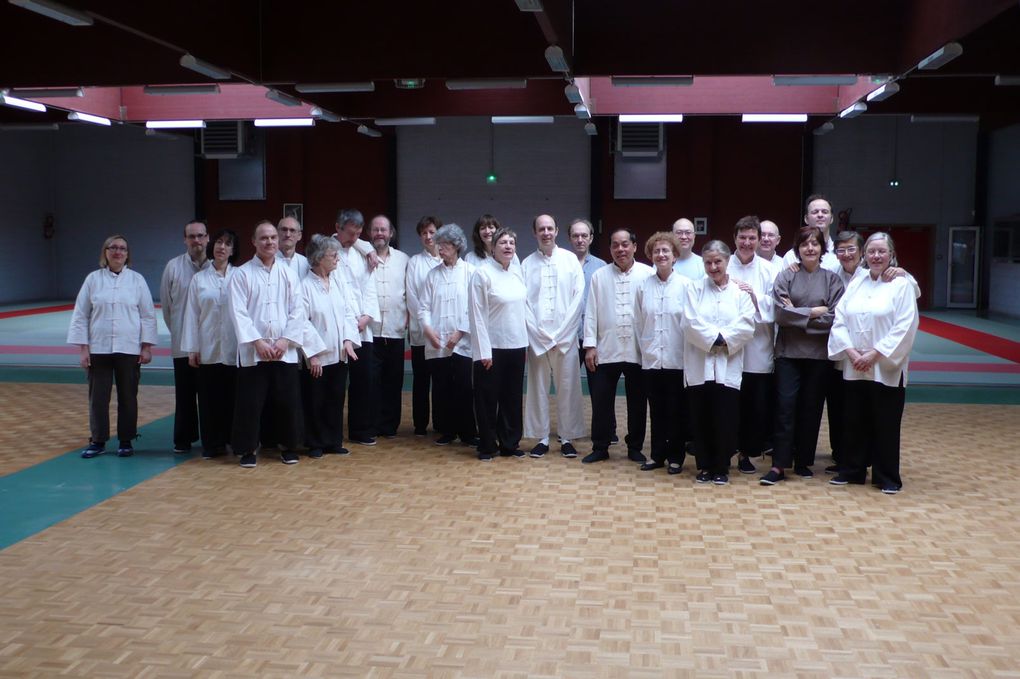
left=0, top=124, right=195, bottom=303
left=813, top=115, right=979, bottom=308
left=986, top=122, right=1020, bottom=317
left=396, top=116, right=591, bottom=256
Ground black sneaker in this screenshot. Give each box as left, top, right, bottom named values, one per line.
left=829, top=475, right=850, bottom=486
left=794, top=465, right=814, bottom=478
left=880, top=485, right=901, bottom=495
left=172, top=444, right=191, bottom=454
left=760, top=469, right=785, bottom=485
left=500, top=448, right=524, bottom=458
left=667, top=462, right=683, bottom=475
left=327, top=447, right=350, bottom=456
left=116, top=442, right=134, bottom=457
left=627, top=450, right=647, bottom=463
left=307, top=448, right=323, bottom=459
left=824, top=464, right=840, bottom=474
left=239, top=453, right=257, bottom=468
left=81, top=442, right=105, bottom=459
left=582, top=450, right=609, bottom=464
left=640, top=461, right=664, bottom=471
left=609, top=434, right=619, bottom=446
left=462, top=437, right=481, bottom=447
left=350, top=436, right=376, bottom=446
left=478, top=452, right=493, bottom=461
left=530, top=443, right=549, bottom=458
left=414, top=429, right=427, bottom=437
left=713, top=474, right=729, bottom=485
left=560, top=442, right=578, bottom=458
left=737, top=456, right=756, bottom=474
left=281, top=451, right=299, bottom=464
left=434, top=434, right=457, bottom=446
left=695, top=470, right=712, bottom=484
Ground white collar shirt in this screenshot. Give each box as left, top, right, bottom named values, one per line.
left=728, top=254, right=779, bottom=373
left=418, top=259, right=474, bottom=360
left=583, top=261, right=654, bottom=364
left=337, top=245, right=380, bottom=342
left=578, top=253, right=608, bottom=339
left=673, top=253, right=706, bottom=280
left=682, top=277, right=756, bottom=390
left=160, top=252, right=210, bottom=358
left=300, top=271, right=361, bottom=367
left=634, top=270, right=690, bottom=370
left=783, top=245, right=842, bottom=274
left=67, top=267, right=158, bottom=354
left=406, top=250, right=442, bottom=346
left=371, top=247, right=410, bottom=339
left=276, top=251, right=310, bottom=281
left=180, top=265, right=238, bottom=365
left=522, top=246, right=585, bottom=355
left=228, top=257, right=306, bottom=367
left=469, top=258, right=529, bottom=360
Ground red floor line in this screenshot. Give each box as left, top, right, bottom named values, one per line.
left=911, top=361, right=1020, bottom=373
left=918, top=316, right=1020, bottom=364
left=0, top=304, right=74, bottom=320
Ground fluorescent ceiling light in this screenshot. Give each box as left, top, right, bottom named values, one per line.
left=296, top=82, right=375, bottom=93
left=611, top=76, right=694, bottom=87
left=144, top=84, right=220, bottom=95
left=9, top=87, right=83, bottom=98
left=838, top=102, right=867, bottom=118
left=179, top=54, right=231, bottom=80
left=446, top=79, right=527, bottom=90
left=9, top=0, right=92, bottom=26
left=917, top=42, right=963, bottom=70
left=741, top=113, right=807, bottom=123
left=619, top=114, right=684, bottom=123
left=995, top=75, right=1020, bottom=86
left=564, top=83, right=582, bottom=104
left=773, top=75, right=858, bottom=86
left=0, top=123, right=59, bottom=131
left=253, top=118, right=314, bottom=127
left=813, top=122, right=835, bottom=136
left=584, top=122, right=597, bottom=136
left=491, top=116, right=554, bottom=124
left=394, top=79, right=425, bottom=89
left=866, top=82, right=900, bottom=102
left=310, top=107, right=341, bottom=123
left=265, top=89, right=301, bottom=106
left=357, top=124, right=382, bottom=138
left=909, top=114, right=979, bottom=124
left=68, top=111, right=111, bottom=126
left=574, top=103, right=589, bottom=119
left=545, top=45, right=569, bottom=73
left=145, top=120, right=205, bottom=129
left=0, top=92, right=47, bottom=112
left=514, top=0, right=543, bottom=10
left=374, top=117, right=436, bottom=126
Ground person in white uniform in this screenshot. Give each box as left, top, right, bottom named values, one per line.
left=757, top=219, right=784, bottom=268
left=160, top=219, right=210, bottom=454
left=782, top=195, right=841, bottom=273
left=672, top=218, right=705, bottom=280
left=405, top=216, right=444, bottom=436
left=276, top=215, right=310, bottom=280
left=464, top=213, right=521, bottom=271
left=522, top=215, right=586, bottom=459
left=69, top=235, right=158, bottom=459
left=368, top=215, right=410, bottom=438
left=180, top=228, right=239, bottom=459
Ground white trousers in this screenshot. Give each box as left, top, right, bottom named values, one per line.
left=524, top=345, right=586, bottom=440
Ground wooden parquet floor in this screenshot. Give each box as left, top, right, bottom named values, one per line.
left=1, top=390, right=1020, bottom=678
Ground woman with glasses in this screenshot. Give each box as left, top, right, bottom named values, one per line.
left=67, top=235, right=158, bottom=458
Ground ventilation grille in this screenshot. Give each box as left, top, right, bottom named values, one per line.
left=201, top=121, right=245, bottom=158
left=616, top=122, right=663, bottom=157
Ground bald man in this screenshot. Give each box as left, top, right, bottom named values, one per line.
left=757, top=220, right=784, bottom=267
left=671, top=218, right=705, bottom=280
left=276, top=216, right=310, bottom=279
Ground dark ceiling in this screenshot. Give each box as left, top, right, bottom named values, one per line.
left=2, top=0, right=1020, bottom=126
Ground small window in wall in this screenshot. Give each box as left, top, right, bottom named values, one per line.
left=992, top=220, right=1020, bottom=262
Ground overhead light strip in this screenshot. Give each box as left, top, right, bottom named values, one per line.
left=741, top=114, right=808, bottom=123
left=9, top=0, right=92, bottom=26
left=357, top=124, right=382, bottom=138
left=917, top=42, right=963, bottom=71
left=296, top=82, right=375, bottom=93
left=374, top=117, right=436, bottom=126
left=68, top=111, right=111, bottom=126
left=179, top=54, right=232, bottom=80
left=491, top=116, right=554, bottom=124
left=253, top=118, right=314, bottom=127
left=619, top=114, right=684, bottom=123
left=145, top=120, right=206, bottom=129
left=446, top=79, right=527, bottom=91
left=265, top=89, right=301, bottom=107
left=838, top=102, right=867, bottom=119
left=144, top=85, right=221, bottom=96
left=866, top=82, right=900, bottom=102
left=0, top=92, right=47, bottom=112
left=773, top=75, right=858, bottom=86
left=8, top=87, right=83, bottom=98
left=611, top=76, right=694, bottom=87
left=545, top=45, right=569, bottom=73
left=310, top=107, right=342, bottom=123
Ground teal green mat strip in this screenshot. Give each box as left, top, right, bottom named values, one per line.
left=0, top=365, right=175, bottom=386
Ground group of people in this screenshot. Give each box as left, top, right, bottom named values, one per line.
left=67, top=194, right=919, bottom=492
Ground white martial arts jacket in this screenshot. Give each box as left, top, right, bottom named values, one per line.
left=300, top=271, right=360, bottom=367
left=418, top=259, right=475, bottom=360
left=160, top=253, right=209, bottom=358
left=406, top=251, right=442, bottom=347
left=728, top=254, right=779, bottom=374
left=276, top=251, right=310, bottom=281
left=67, top=267, right=158, bottom=355
left=370, top=247, right=410, bottom=340
left=522, top=246, right=585, bottom=356
left=337, top=244, right=380, bottom=343
left=469, top=258, right=529, bottom=361
left=634, top=270, right=690, bottom=370
left=583, top=261, right=654, bottom=365
left=682, top=277, right=756, bottom=390
left=180, top=264, right=238, bottom=365
left=228, top=257, right=306, bottom=367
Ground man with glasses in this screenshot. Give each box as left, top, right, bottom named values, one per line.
left=276, top=216, right=309, bottom=279
left=757, top=220, right=784, bottom=267
left=160, top=220, right=210, bottom=454
left=672, top=218, right=705, bottom=280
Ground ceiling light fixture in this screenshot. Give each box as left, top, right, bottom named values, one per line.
left=68, top=111, right=111, bottom=126
left=265, top=89, right=301, bottom=107
left=611, top=76, right=694, bottom=87
left=144, top=84, right=221, bottom=95
left=491, top=116, right=554, bottom=124
left=584, top=122, right=597, bottom=136
left=866, top=82, right=900, bottom=102
left=909, top=114, right=979, bottom=124
left=9, top=0, right=92, bottom=26
left=564, top=83, right=582, bottom=104
left=179, top=54, right=232, bottom=80
left=514, top=0, right=543, bottom=10
left=0, top=123, right=59, bottom=131
left=374, top=117, right=436, bottom=126
left=357, top=124, right=382, bottom=138
left=813, top=122, right=835, bottom=136
left=446, top=79, right=527, bottom=90
left=619, top=114, right=684, bottom=123
left=295, top=82, right=375, bottom=93
left=838, top=102, right=867, bottom=119
left=394, top=79, right=426, bottom=89
left=917, top=42, right=963, bottom=70
left=0, top=91, right=47, bottom=112
left=253, top=118, right=314, bottom=127
left=574, top=103, right=590, bottom=119
left=545, top=45, right=570, bottom=73
left=309, top=107, right=342, bottom=123
left=773, top=75, right=858, bottom=86
left=9, top=87, right=83, bottom=98
left=145, top=120, right=205, bottom=129
left=741, top=113, right=808, bottom=123
left=994, top=75, right=1020, bottom=86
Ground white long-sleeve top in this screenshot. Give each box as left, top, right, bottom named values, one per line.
left=828, top=274, right=919, bottom=388
left=371, top=247, right=410, bottom=339
left=405, top=250, right=442, bottom=346
left=228, top=257, right=305, bottom=367
left=583, top=261, right=654, bottom=364
left=180, top=265, right=238, bottom=365
left=419, top=259, right=475, bottom=360
left=522, top=246, right=585, bottom=356
left=728, top=254, right=779, bottom=374
left=672, top=253, right=705, bottom=280
left=634, top=270, right=690, bottom=370
left=838, top=264, right=922, bottom=300
left=783, top=245, right=841, bottom=274
left=160, top=253, right=209, bottom=358
left=464, top=250, right=522, bottom=274
left=300, top=271, right=360, bottom=367
left=276, top=251, right=310, bottom=281
left=682, top=277, right=756, bottom=390
left=337, top=244, right=380, bottom=343
left=67, top=267, right=158, bottom=354
left=469, top=258, right=529, bottom=361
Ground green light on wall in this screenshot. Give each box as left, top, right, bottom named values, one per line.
left=486, top=173, right=498, bottom=185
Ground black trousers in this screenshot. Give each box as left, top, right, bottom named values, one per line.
left=410, top=344, right=432, bottom=434
left=347, top=341, right=376, bottom=440
left=473, top=348, right=526, bottom=455
left=373, top=336, right=405, bottom=437
left=589, top=361, right=646, bottom=453
left=301, top=361, right=347, bottom=452
left=738, top=372, right=773, bottom=458
left=826, top=364, right=846, bottom=464
left=772, top=357, right=830, bottom=469
left=87, top=352, right=140, bottom=444
left=172, top=356, right=200, bottom=448
left=687, top=381, right=739, bottom=475
left=430, top=354, right=477, bottom=441
left=839, top=378, right=906, bottom=488
left=643, top=368, right=687, bottom=465
left=232, top=361, right=303, bottom=456
left=196, top=363, right=236, bottom=453
left=580, top=341, right=616, bottom=437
